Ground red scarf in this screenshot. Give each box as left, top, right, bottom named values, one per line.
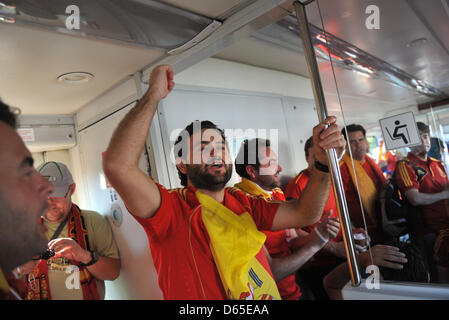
left=11, top=205, right=99, bottom=300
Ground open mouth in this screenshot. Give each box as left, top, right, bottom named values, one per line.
left=207, top=159, right=225, bottom=169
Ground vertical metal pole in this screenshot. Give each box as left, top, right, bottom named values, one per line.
left=293, top=1, right=361, bottom=286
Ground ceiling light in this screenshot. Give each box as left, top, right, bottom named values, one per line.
left=57, top=72, right=94, bottom=85
left=406, top=38, right=428, bottom=48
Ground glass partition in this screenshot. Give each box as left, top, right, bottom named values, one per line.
left=300, top=0, right=449, bottom=288
left=137, top=0, right=449, bottom=297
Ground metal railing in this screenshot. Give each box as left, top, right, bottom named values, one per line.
left=293, top=0, right=362, bottom=286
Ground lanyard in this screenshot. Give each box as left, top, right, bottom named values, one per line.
left=49, top=217, right=69, bottom=241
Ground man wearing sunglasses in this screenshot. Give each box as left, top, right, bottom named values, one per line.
left=11, top=162, right=120, bottom=300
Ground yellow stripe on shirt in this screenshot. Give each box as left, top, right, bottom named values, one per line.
left=0, top=269, right=9, bottom=293
left=294, top=171, right=305, bottom=185
left=398, top=162, right=413, bottom=187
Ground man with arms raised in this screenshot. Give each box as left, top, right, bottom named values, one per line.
left=103, top=65, right=346, bottom=300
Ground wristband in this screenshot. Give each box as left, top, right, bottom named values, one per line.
left=314, top=160, right=329, bottom=173
left=79, top=251, right=99, bottom=267
left=314, top=228, right=329, bottom=244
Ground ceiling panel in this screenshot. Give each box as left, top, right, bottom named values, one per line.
left=161, top=0, right=254, bottom=19
left=0, top=0, right=212, bottom=50
left=0, top=23, right=164, bottom=115
left=214, top=36, right=420, bottom=128
left=212, top=0, right=449, bottom=129
left=215, top=38, right=310, bottom=77
left=304, top=0, right=449, bottom=94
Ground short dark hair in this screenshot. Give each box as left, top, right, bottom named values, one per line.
left=174, top=120, right=226, bottom=186
left=235, top=138, right=271, bottom=180
left=416, top=122, right=430, bottom=135
left=342, top=124, right=366, bottom=141
left=429, top=137, right=444, bottom=160
left=0, top=99, right=17, bottom=128
left=379, top=240, right=429, bottom=283
left=304, top=136, right=314, bottom=158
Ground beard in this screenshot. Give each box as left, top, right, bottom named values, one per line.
left=0, top=196, right=48, bottom=273
left=24, top=201, right=50, bottom=257
left=264, top=178, right=281, bottom=190
left=352, top=148, right=366, bottom=161
left=46, top=205, right=68, bottom=222
left=186, top=163, right=233, bottom=192
left=258, top=177, right=281, bottom=191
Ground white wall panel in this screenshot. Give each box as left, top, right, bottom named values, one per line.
left=175, top=58, right=314, bottom=100
left=158, top=85, right=316, bottom=189
left=31, top=152, right=45, bottom=168
left=280, top=97, right=320, bottom=184
left=76, top=103, right=162, bottom=300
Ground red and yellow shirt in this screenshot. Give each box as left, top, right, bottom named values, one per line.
left=233, top=178, right=300, bottom=300
left=339, top=156, right=386, bottom=244
left=284, top=169, right=342, bottom=268
left=132, top=184, right=279, bottom=300
left=284, top=168, right=339, bottom=235
left=395, top=152, right=449, bottom=235
left=0, top=269, right=9, bottom=300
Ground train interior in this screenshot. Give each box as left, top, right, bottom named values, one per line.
left=1, top=0, right=449, bottom=299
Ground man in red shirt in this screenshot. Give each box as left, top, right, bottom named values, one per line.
left=285, top=137, right=340, bottom=232
left=340, top=124, right=386, bottom=245
left=234, top=138, right=286, bottom=202
left=395, top=122, right=449, bottom=283
left=103, top=65, right=346, bottom=299
left=233, top=138, right=340, bottom=300
left=284, top=136, right=366, bottom=299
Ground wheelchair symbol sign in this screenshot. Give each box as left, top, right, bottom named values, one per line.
left=379, top=112, right=421, bottom=150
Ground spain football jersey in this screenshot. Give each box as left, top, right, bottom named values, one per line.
left=284, top=168, right=339, bottom=236
left=132, top=183, right=280, bottom=300
left=233, top=178, right=301, bottom=300
left=395, top=152, right=449, bottom=235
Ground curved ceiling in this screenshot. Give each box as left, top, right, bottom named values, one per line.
left=0, top=22, right=164, bottom=114
left=1, top=0, right=448, bottom=127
